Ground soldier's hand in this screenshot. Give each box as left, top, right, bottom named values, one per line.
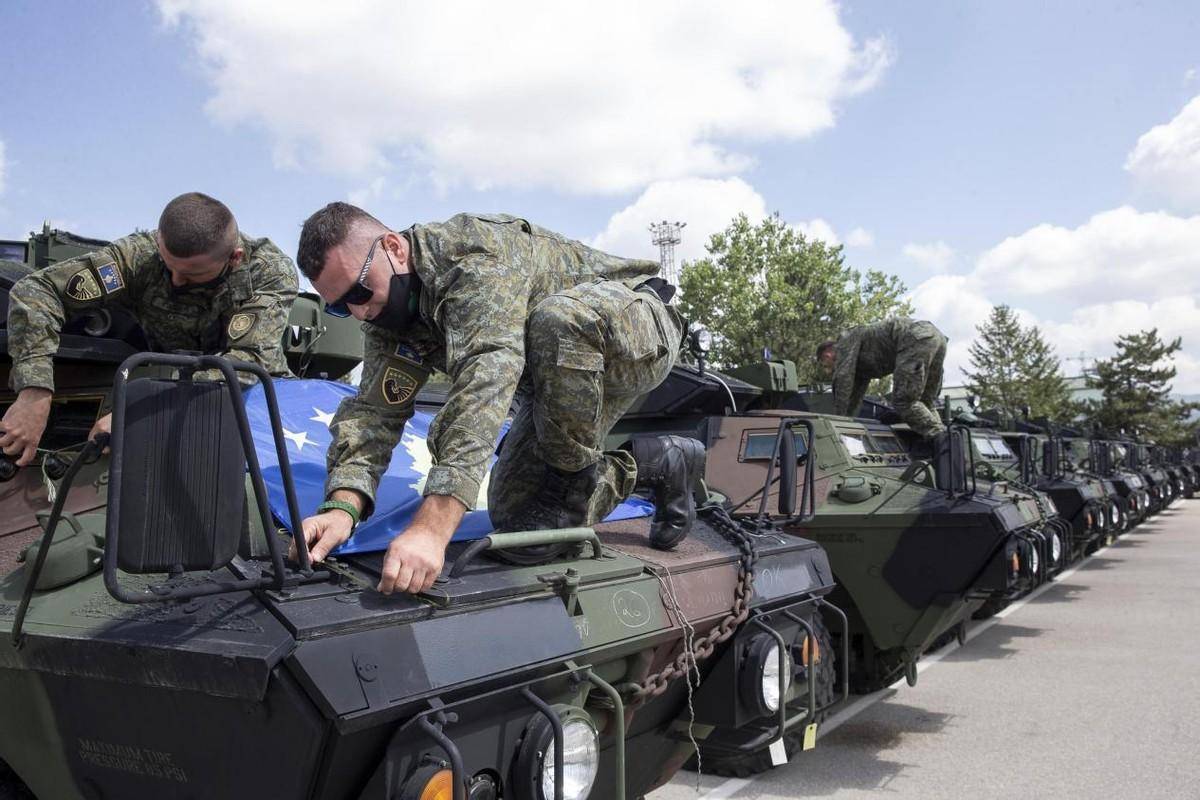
left=378, top=526, right=449, bottom=595
left=0, top=388, right=53, bottom=467
left=294, top=511, right=355, bottom=563
left=88, top=413, right=113, bottom=451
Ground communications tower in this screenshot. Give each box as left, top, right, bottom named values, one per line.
left=648, top=220, right=686, bottom=288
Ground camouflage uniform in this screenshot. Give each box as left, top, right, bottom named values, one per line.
left=832, top=318, right=948, bottom=438
left=325, top=213, right=683, bottom=526
left=6, top=231, right=298, bottom=390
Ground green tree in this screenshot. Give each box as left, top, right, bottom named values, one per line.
left=1085, top=329, right=1198, bottom=444
left=678, top=213, right=912, bottom=384
left=962, top=304, right=1072, bottom=419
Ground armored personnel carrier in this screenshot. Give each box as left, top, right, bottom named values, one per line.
left=963, top=416, right=1109, bottom=562
left=615, top=359, right=1037, bottom=703
left=1128, top=442, right=1171, bottom=515
left=1089, top=438, right=1152, bottom=529
left=1, top=228, right=845, bottom=799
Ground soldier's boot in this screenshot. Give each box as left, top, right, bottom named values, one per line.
left=489, top=464, right=599, bottom=565
left=631, top=435, right=706, bottom=550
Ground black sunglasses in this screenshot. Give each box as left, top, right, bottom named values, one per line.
left=324, top=235, right=388, bottom=318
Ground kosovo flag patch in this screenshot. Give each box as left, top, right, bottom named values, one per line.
left=96, top=262, right=125, bottom=294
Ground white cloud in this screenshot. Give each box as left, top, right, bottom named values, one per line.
left=347, top=176, right=387, bottom=208
left=589, top=177, right=768, bottom=263
left=792, top=218, right=840, bottom=245
left=1186, top=67, right=1197, bottom=84
left=907, top=273, right=994, bottom=384
left=902, top=240, right=954, bottom=271
left=1125, top=95, right=1200, bottom=210
left=157, top=1, right=891, bottom=194
left=909, top=207, right=1200, bottom=394
left=845, top=227, right=874, bottom=248
left=975, top=206, right=1200, bottom=301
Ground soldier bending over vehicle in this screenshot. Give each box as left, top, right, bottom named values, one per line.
left=1, top=192, right=298, bottom=465
left=817, top=318, right=948, bottom=438
left=294, top=204, right=694, bottom=595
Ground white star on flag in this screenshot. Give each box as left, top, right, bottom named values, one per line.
left=282, top=427, right=313, bottom=452
left=310, top=407, right=336, bottom=427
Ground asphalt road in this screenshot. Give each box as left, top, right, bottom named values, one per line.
left=651, top=499, right=1200, bottom=800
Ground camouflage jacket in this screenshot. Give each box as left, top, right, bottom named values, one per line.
left=7, top=231, right=298, bottom=392
left=832, top=318, right=913, bottom=416
left=326, top=213, right=660, bottom=515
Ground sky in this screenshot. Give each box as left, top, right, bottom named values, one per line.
left=1, top=1, right=1198, bottom=391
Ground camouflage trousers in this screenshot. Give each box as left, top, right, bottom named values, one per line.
left=488, top=280, right=682, bottom=528
left=893, top=320, right=948, bottom=438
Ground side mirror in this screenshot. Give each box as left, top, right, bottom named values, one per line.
left=778, top=427, right=797, bottom=516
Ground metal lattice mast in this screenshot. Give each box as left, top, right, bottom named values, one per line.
left=648, top=220, right=686, bottom=288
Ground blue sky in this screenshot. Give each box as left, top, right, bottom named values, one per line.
left=2, top=1, right=1198, bottom=389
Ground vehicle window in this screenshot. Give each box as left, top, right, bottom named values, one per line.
left=0, top=242, right=27, bottom=263
left=870, top=434, right=907, bottom=453
left=987, top=437, right=1014, bottom=458
left=742, top=430, right=809, bottom=461
left=840, top=433, right=868, bottom=456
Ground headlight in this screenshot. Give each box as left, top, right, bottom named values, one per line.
left=689, top=325, right=712, bottom=355
left=541, top=717, right=599, bottom=800
left=742, top=632, right=794, bottom=717
left=514, top=706, right=599, bottom=800
left=1050, top=532, right=1062, bottom=564
left=761, top=642, right=793, bottom=712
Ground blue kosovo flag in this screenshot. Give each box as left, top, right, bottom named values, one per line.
left=244, top=378, right=653, bottom=555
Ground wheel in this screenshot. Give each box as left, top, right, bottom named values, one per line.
left=687, top=613, right=838, bottom=777
left=0, top=761, right=34, bottom=800
left=972, top=596, right=1011, bottom=620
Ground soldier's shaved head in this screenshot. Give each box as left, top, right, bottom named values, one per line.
left=298, top=202, right=389, bottom=280
left=158, top=192, right=238, bottom=260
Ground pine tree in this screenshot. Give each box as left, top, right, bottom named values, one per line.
left=1087, top=329, right=1198, bottom=444
left=962, top=305, right=1072, bottom=419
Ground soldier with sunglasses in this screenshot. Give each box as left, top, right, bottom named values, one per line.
left=294, top=203, right=690, bottom=596
left=1, top=192, right=298, bottom=466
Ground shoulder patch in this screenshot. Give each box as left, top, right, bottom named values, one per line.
left=393, top=342, right=424, bottom=365
left=65, top=269, right=102, bottom=302
left=381, top=366, right=419, bottom=406
left=227, top=312, right=257, bottom=341
left=96, top=262, right=125, bottom=294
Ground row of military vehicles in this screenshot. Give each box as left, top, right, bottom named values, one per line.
left=0, top=226, right=1195, bottom=800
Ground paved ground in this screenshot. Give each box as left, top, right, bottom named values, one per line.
left=651, top=500, right=1200, bottom=800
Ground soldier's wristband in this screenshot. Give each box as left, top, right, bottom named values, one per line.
left=317, top=500, right=360, bottom=527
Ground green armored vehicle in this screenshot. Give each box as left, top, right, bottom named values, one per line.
left=957, top=415, right=1107, bottom=563
left=1085, top=437, right=1152, bottom=529
left=1128, top=442, right=1171, bottom=515
left=1, top=228, right=845, bottom=799
left=615, top=359, right=1035, bottom=718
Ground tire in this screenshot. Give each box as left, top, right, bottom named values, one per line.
left=687, top=613, right=838, bottom=777
left=0, top=761, right=34, bottom=800
left=972, top=596, right=1011, bottom=620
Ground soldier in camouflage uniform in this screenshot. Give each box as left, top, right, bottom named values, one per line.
left=294, top=203, right=683, bottom=595
left=817, top=318, right=948, bottom=438
left=1, top=193, right=298, bottom=465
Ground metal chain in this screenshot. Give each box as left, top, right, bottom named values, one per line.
left=629, top=504, right=759, bottom=702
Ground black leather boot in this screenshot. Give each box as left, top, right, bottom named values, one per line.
left=631, top=435, right=706, bottom=550
left=490, top=464, right=599, bottom=565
